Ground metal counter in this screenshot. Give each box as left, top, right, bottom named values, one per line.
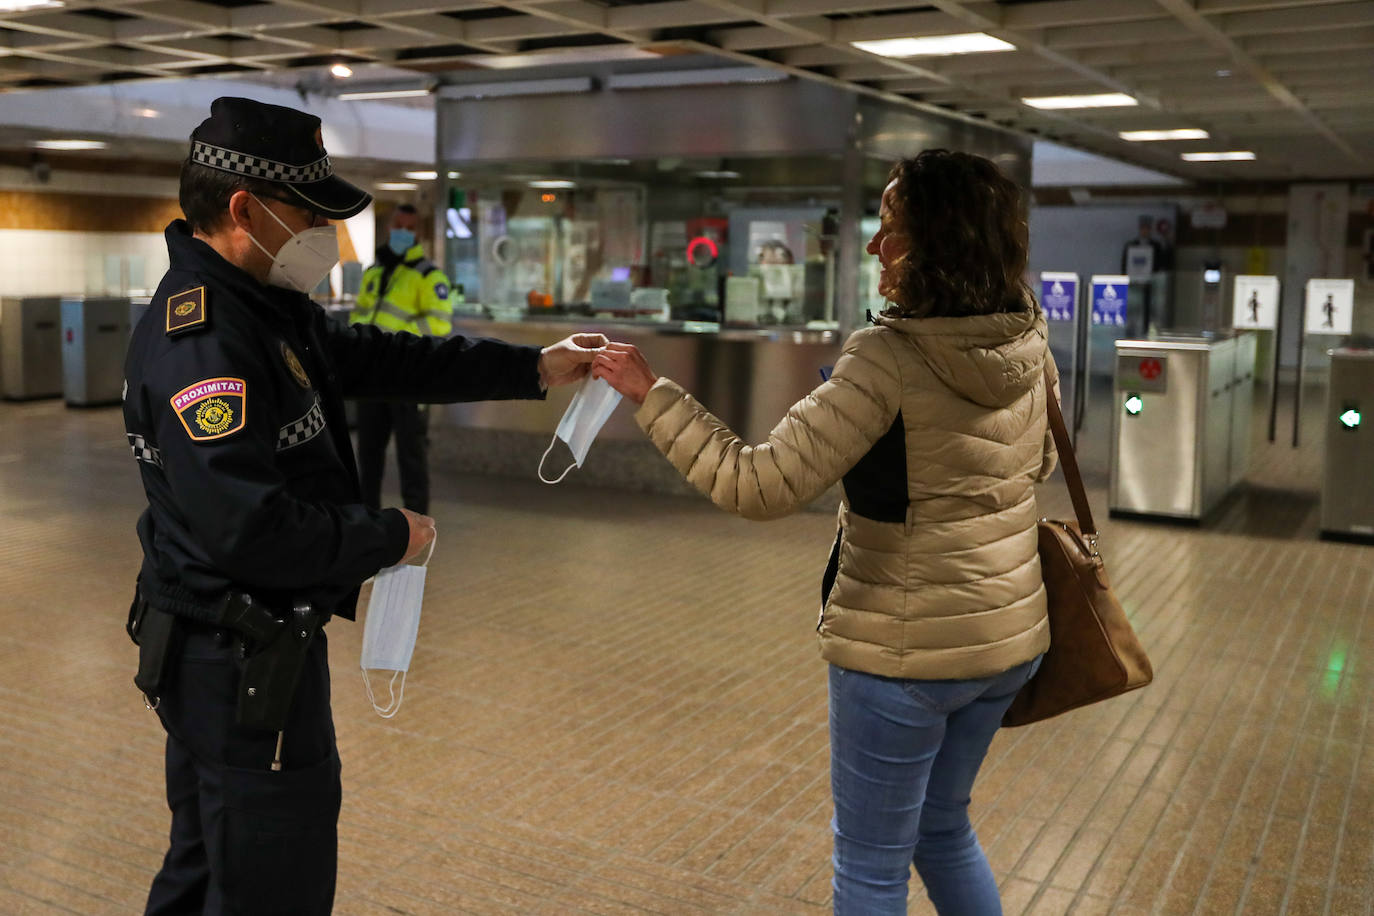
left=416, top=317, right=841, bottom=496
left=1109, top=334, right=1255, bottom=521
left=1321, top=349, right=1374, bottom=542
left=444, top=318, right=842, bottom=444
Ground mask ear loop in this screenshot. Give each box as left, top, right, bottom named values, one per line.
left=538, top=437, right=576, bottom=485
left=361, top=533, right=434, bottom=718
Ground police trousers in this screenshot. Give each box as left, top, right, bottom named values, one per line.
left=356, top=400, right=429, bottom=515
left=144, top=624, right=340, bottom=916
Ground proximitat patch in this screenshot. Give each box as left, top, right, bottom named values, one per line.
left=165, top=286, right=208, bottom=336
left=170, top=377, right=247, bottom=442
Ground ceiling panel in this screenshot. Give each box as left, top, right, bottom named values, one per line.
left=0, top=0, right=1367, bottom=180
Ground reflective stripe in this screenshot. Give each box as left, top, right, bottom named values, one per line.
left=375, top=300, right=415, bottom=322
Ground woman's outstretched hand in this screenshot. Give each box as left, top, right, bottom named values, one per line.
left=591, top=342, right=658, bottom=405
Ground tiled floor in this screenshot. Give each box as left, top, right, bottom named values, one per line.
left=0, top=382, right=1371, bottom=915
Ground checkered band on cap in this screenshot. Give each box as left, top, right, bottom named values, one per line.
left=278, top=398, right=326, bottom=451
left=191, top=140, right=333, bottom=184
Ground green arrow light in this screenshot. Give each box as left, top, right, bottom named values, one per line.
left=1124, top=395, right=1144, bottom=416
left=1340, top=408, right=1361, bottom=429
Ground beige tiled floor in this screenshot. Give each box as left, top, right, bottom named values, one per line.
left=0, top=383, right=1371, bottom=915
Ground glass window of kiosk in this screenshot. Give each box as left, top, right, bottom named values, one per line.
left=440, top=157, right=865, bottom=330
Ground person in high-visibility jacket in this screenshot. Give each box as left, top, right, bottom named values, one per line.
left=351, top=203, right=456, bottom=513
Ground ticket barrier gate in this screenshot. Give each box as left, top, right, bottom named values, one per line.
left=1, top=296, right=62, bottom=400
left=1321, top=349, right=1374, bottom=542
left=61, top=296, right=130, bottom=406
left=1110, top=333, right=1255, bottom=521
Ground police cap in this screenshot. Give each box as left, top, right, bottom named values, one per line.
left=189, top=96, right=372, bottom=220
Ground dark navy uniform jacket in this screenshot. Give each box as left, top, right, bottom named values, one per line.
left=124, top=221, right=543, bottom=623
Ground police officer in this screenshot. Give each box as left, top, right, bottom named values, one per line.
left=351, top=203, right=453, bottom=513
left=123, top=96, right=605, bottom=915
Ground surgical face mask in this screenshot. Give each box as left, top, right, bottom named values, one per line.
left=360, top=536, right=434, bottom=718
left=388, top=228, right=416, bottom=256
left=538, top=375, right=622, bottom=484
left=246, top=193, right=339, bottom=293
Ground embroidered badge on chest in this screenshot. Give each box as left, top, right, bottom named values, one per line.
left=170, top=377, right=247, bottom=442
left=281, top=342, right=312, bottom=389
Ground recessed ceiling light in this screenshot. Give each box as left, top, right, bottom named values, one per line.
left=133, top=108, right=160, bottom=119
left=1216, top=69, right=1232, bottom=77
left=375, top=181, right=419, bottom=190
left=1119, top=128, right=1209, bottom=142
left=1181, top=151, right=1256, bottom=162
left=338, top=88, right=430, bottom=101
left=529, top=180, right=576, bottom=189
left=330, top=63, right=354, bottom=79
left=0, top=0, right=63, bottom=11
left=852, top=33, right=1015, bottom=58
left=403, top=170, right=438, bottom=180
left=446, top=171, right=461, bottom=179
left=1022, top=93, right=1138, bottom=110
left=30, top=139, right=106, bottom=151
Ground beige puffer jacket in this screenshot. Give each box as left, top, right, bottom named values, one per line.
left=635, top=308, right=1058, bottom=681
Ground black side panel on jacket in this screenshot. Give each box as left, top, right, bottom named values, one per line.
left=842, top=411, right=908, bottom=523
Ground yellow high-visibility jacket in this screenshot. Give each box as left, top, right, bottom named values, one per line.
left=351, top=244, right=454, bottom=337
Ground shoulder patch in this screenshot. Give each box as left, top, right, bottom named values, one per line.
left=433, top=282, right=450, bottom=300
left=170, top=377, right=247, bottom=442
left=166, top=286, right=208, bottom=336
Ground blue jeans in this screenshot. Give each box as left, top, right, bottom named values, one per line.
left=828, top=657, right=1042, bottom=916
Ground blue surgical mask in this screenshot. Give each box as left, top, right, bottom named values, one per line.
left=388, top=228, right=416, bottom=255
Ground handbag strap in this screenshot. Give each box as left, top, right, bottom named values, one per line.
left=1044, top=367, right=1098, bottom=542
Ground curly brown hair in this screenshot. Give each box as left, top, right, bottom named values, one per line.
left=881, top=149, right=1033, bottom=319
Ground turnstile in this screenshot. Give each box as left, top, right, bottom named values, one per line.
left=129, top=297, right=153, bottom=336
left=1321, top=349, right=1374, bottom=541
left=61, top=296, right=130, bottom=406
left=1110, top=334, right=1253, bottom=521
left=1, top=296, right=63, bottom=400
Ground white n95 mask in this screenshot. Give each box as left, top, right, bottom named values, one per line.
left=360, top=536, right=434, bottom=718
left=538, top=375, right=622, bottom=484
left=247, top=193, right=340, bottom=293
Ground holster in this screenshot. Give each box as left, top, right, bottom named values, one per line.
left=235, top=601, right=324, bottom=733
left=128, top=590, right=181, bottom=709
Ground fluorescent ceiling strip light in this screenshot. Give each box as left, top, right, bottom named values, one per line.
left=0, top=0, right=63, bottom=11
left=338, top=88, right=431, bottom=101
left=437, top=77, right=593, bottom=100
left=1181, top=151, right=1256, bottom=161
left=529, top=180, right=576, bottom=189
left=376, top=181, right=419, bottom=190
left=607, top=67, right=787, bottom=90
left=851, top=33, right=1015, bottom=58
left=1119, top=128, right=1209, bottom=142
left=30, top=139, right=106, bottom=150
left=403, top=170, right=438, bottom=180
left=695, top=171, right=741, bottom=179
left=1022, top=93, right=1138, bottom=110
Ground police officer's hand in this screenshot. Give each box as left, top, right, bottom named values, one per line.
left=398, top=508, right=436, bottom=563
left=538, top=333, right=608, bottom=388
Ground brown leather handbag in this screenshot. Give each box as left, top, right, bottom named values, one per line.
left=1002, top=373, right=1153, bottom=727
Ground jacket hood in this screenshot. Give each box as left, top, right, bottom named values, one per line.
left=873, top=308, right=1048, bottom=408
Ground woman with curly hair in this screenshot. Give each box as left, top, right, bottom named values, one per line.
left=594, top=149, right=1058, bottom=915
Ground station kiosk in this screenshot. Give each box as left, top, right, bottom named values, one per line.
left=60, top=296, right=130, bottom=406
left=1, top=296, right=63, bottom=400
left=1110, top=333, right=1255, bottom=521
left=1321, top=348, right=1374, bottom=541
